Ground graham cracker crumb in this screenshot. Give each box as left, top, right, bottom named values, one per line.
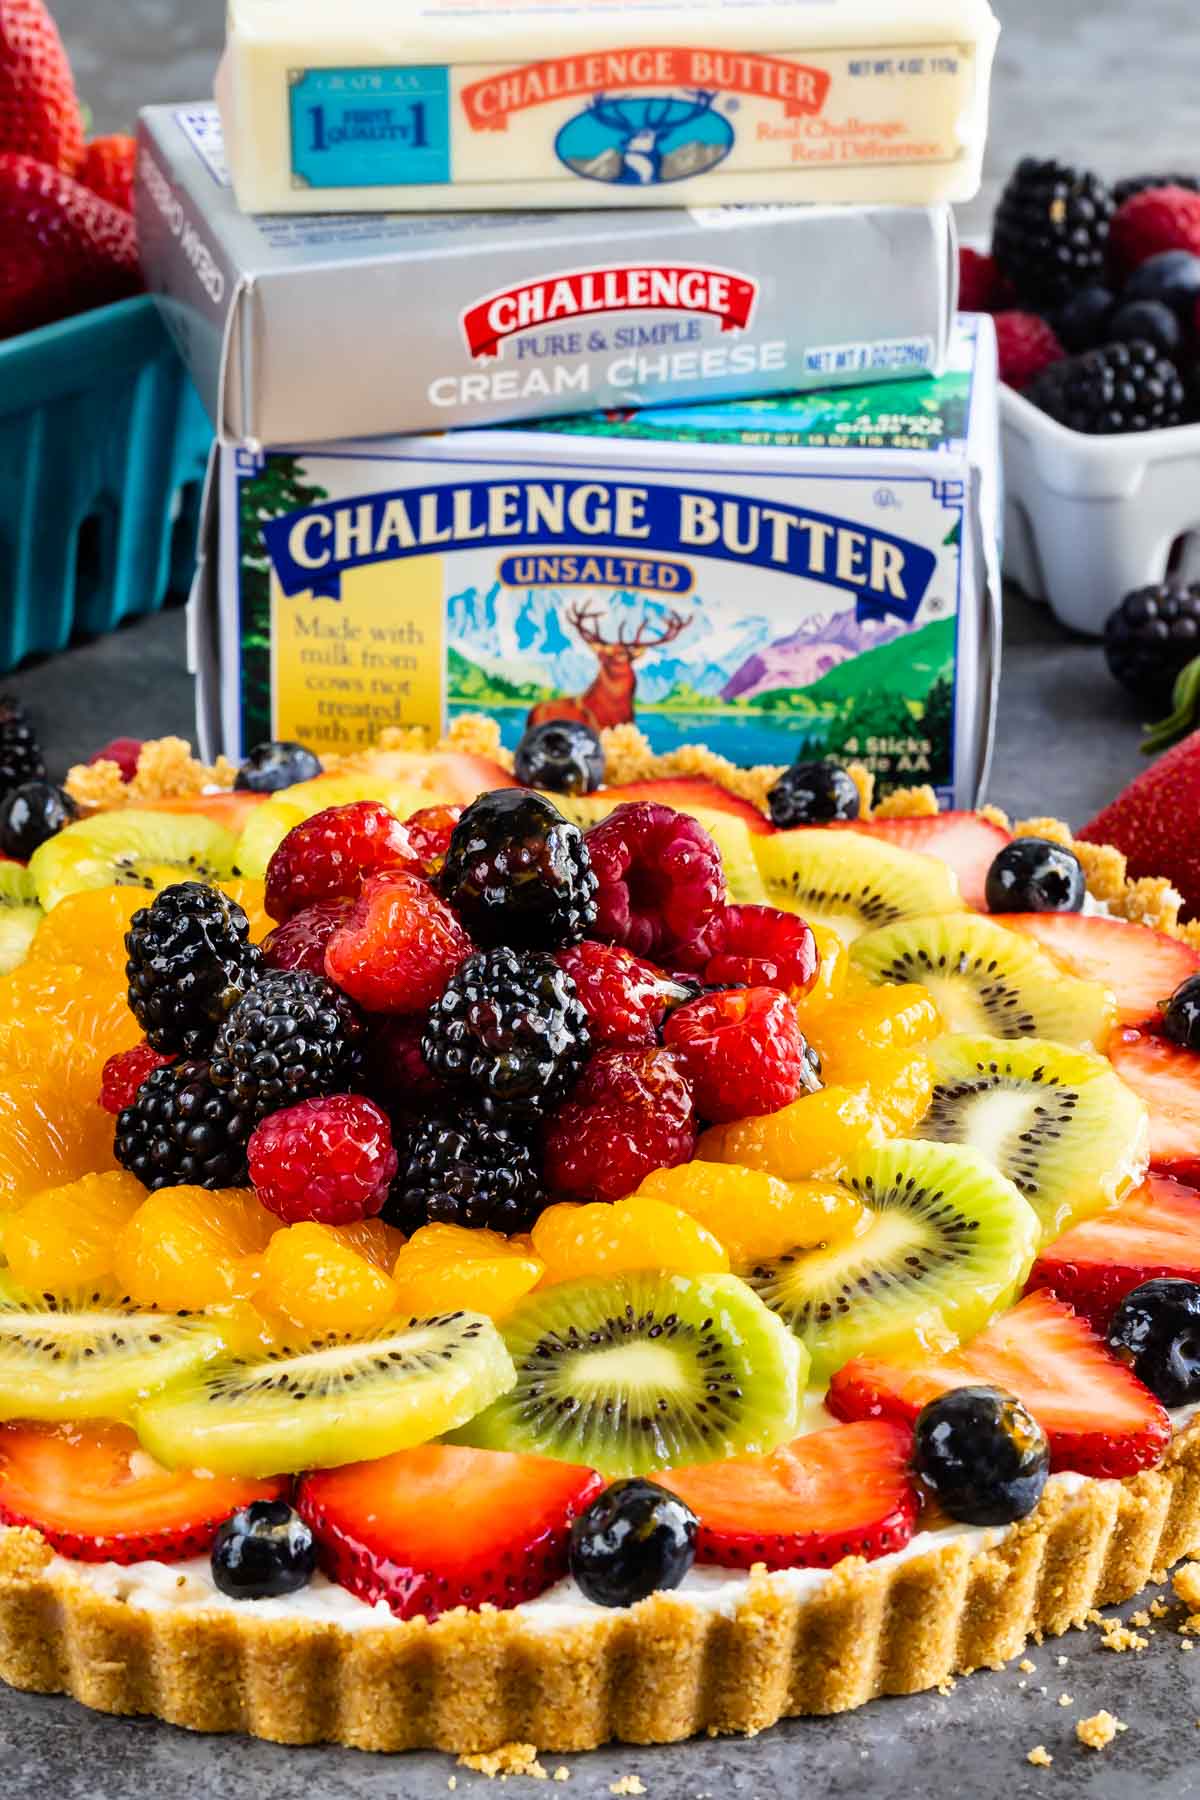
left=1026, top=1746, right=1053, bottom=1768
left=63, top=758, right=128, bottom=813
left=1174, top=1563, right=1200, bottom=1611
left=980, top=803, right=1011, bottom=830
left=1018, top=1658, right=1037, bottom=1674
left=936, top=1676, right=957, bottom=1696
left=1076, top=1711, right=1122, bottom=1751
left=1014, top=817, right=1074, bottom=848
left=1130, top=1609, right=1151, bottom=1627
left=871, top=784, right=939, bottom=820
left=553, top=1771, right=570, bottom=1784
left=1056, top=1655, right=1069, bottom=1666
left=449, top=1780, right=457, bottom=1792
left=1058, top=1695, right=1073, bottom=1707
left=1150, top=1597, right=1171, bottom=1619
left=1096, top=1616, right=1148, bottom=1653
left=441, top=712, right=515, bottom=771
left=609, top=1779, right=646, bottom=1797
left=458, top=1744, right=547, bottom=1780
left=845, top=762, right=875, bottom=819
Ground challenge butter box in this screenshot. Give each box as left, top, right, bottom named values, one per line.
left=191, top=318, right=1000, bottom=810
left=137, top=104, right=957, bottom=445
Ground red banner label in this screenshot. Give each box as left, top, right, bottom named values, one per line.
left=460, top=263, right=759, bottom=359
left=460, top=47, right=830, bottom=131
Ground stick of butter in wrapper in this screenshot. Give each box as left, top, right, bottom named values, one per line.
left=191, top=319, right=1000, bottom=813
left=216, top=0, right=1000, bottom=215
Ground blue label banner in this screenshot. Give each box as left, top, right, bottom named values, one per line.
left=289, top=66, right=451, bottom=189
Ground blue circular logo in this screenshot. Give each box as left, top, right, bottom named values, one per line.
left=556, top=92, right=734, bottom=187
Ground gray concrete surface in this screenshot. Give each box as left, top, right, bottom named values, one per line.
left=6, top=0, right=1200, bottom=1792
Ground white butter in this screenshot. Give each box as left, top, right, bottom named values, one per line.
left=217, top=0, right=999, bottom=213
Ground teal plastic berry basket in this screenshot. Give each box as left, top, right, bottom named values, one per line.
left=0, top=295, right=213, bottom=671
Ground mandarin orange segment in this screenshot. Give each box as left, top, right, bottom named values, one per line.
left=114, top=1186, right=279, bottom=1311
left=532, top=1195, right=729, bottom=1285
left=799, top=982, right=942, bottom=1075
left=328, top=1218, right=407, bottom=1273
left=0, top=1018, right=119, bottom=1111
left=254, top=1222, right=397, bottom=1335
left=391, top=1223, right=542, bottom=1320
left=219, top=877, right=272, bottom=943
left=804, top=923, right=850, bottom=1002
left=0, top=960, right=138, bottom=1055
left=697, top=1084, right=880, bottom=1181
left=27, top=888, right=147, bottom=978
left=867, top=1048, right=936, bottom=1135
left=0, top=1075, right=118, bottom=1210
left=632, top=1161, right=865, bottom=1264
left=3, top=1169, right=147, bottom=1291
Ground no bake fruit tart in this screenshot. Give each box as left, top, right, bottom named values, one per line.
left=0, top=711, right=1195, bottom=1755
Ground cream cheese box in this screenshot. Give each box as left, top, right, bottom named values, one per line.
left=137, top=104, right=957, bottom=446
left=190, top=317, right=1000, bottom=811
left=216, top=0, right=999, bottom=214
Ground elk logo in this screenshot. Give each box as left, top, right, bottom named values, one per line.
left=555, top=90, right=734, bottom=187
left=527, top=602, right=691, bottom=732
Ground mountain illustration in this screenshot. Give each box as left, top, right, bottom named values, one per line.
left=722, top=607, right=905, bottom=703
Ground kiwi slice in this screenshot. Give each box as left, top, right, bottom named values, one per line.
left=232, top=799, right=307, bottom=880
left=752, top=830, right=963, bottom=943
left=917, top=1033, right=1149, bottom=1240
left=454, top=1270, right=805, bottom=1477
left=741, top=1139, right=1040, bottom=1383
left=29, top=811, right=239, bottom=911
left=851, top=913, right=1116, bottom=1049
left=0, top=864, right=42, bottom=974
left=135, top=1311, right=515, bottom=1477
left=0, top=1276, right=225, bottom=1421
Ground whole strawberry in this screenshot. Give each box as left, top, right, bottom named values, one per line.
left=1111, top=185, right=1200, bottom=274
left=0, top=151, right=140, bottom=338
left=79, top=133, right=136, bottom=213
left=0, top=0, right=83, bottom=175
left=993, top=311, right=1065, bottom=391
left=1080, top=732, right=1200, bottom=920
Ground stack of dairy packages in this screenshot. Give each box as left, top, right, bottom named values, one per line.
left=137, top=0, right=1003, bottom=806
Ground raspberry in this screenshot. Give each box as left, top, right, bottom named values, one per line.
left=1111, top=185, right=1200, bottom=273
left=663, top=988, right=811, bottom=1124
left=555, top=940, right=686, bottom=1049
left=542, top=1047, right=696, bottom=1203
left=398, top=804, right=462, bottom=880
left=98, top=1041, right=174, bottom=1114
left=261, top=899, right=352, bottom=975
left=248, top=1095, right=398, bottom=1225
left=584, top=802, right=724, bottom=961
left=324, top=871, right=472, bottom=1014
left=365, top=1015, right=451, bottom=1114
left=265, top=801, right=418, bottom=923
left=674, top=904, right=819, bottom=994
left=993, top=311, right=1065, bottom=390
left=88, top=737, right=142, bottom=782
left=958, top=247, right=1003, bottom=312
left=422, top=946, right=590, bottom=1123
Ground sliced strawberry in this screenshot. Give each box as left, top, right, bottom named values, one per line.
left=1027, top=1174, right=1200, bottom=1331
left=1108, top=1029, right=1200, bottom=1184
left=137, top=791, right=268, bottom=834
left=665, top=1420, right=918, bottom=1571
left=297, top=1444, right=602, bottom=1620
left=0, top=1421, right=286, bottom=1563
left=1004, top=913, right=1200, bottom=1028
left=826, top=1350, right=975, bottom=1430
left=310, top=749, right=517, bottom=806
left=836, top=812, right=1011, bottom=910
left=597, top=777, right=773, bottom=835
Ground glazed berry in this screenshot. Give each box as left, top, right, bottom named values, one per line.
left=1054, top=283, right=1115, bottom=352
left=676, top=904, right=819, bottom=995
left=265, top=800, right=417, bottom=923
left=1107, top=1278, right=1200, bottom=1407
left=422, top=946, right=590, bottom=1124
left=555, top=940, right=686, bottom=1050
left=1026, top=339, right=1186, bottom=435
left=210, top=1499, right=317, bottom=1600
left=323, top=871, right=472, bottom=1014
left=0, top=697, right=44, bottom=797
left=261, top=898, right=352, bottom=975
left=584, top=802, right=723, bottom=960
left=911, top=1386, right=1050, bottom=1526
left=234, top=739, right=322, bottom=794
left=1123, top=249, right=1200, bottom=318
left=98, top=1041, right=174, bottom=1114
left=125, top=882, right=265, bottom=1056
left=992, top=158, right=1114, bottom=307
left=767, top=761, right=860, bottom=828
left=88, top=737, right=142, bottom=781
left=662, top=987, right=812, bottom=1124
left=568, top=1478, right=697, bottom=1608
left=514, top=719, right=605, bottom=795
left=365, top=1014, right=452, bottom=1115
left=440, top=789, right=598, bottom=950
left=0, top=779, right=75, bottom=858
left=1104, top=583, right=1200, bottom=707
left=1111, top=185, right=1200, bottom=275
left=114, top=1058, right=255, bottom=1190
left=985, top=838, right=1085, bottom=914
left=1163, top=974, right=1200, bottom=1051
left=248, top=1094, right=398, bottom=1225
left=957, top=246, right=1003, bottom=312
left=542, top=1046, right=696, bottom=1203
left=385, top=1109, right=544, bottom=1234
left=398, top=804, right=463, bottom=880
left=209, top=968, right=366, bottom=1123
left=1108, top=297, right=1183, bottom=358
left=993, top=310, right=1064, bottom=390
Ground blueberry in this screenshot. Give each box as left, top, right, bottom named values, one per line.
left=210, top=1498, right=317, bottom=1599
left=1163, top=975, right=1200, bottom=1051
left=912, top=1385, right=1050, bottom=1526
left=1108, top=1278, right=1200, bottom=1407
left=0, top=780, right=76, bottom=859
left=235, top=740, right=323, bottom=794
left=767, top=761, right=860, bottom=828
left=514, top=720, right=605, bottom=796
left=1123, top=250, right=1200, bottom=321
left=985, top=838, right=1086, bottom=914
left=1109, top=298, right=1184, bottom=358
left=1055, top=283, right=1116, bottom=352
left=568, top=1477, right=697, bottom=1607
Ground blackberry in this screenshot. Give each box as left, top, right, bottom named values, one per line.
left=209, top=968, right=366, bottom=1122
left=125, top=882, right=264, bottom=1056
left=992, top=158, right=1114, bottom=307
left=0, top=697, right=44, bottom=797
left=1104, top=583, right=1200, bottom=706
left=440, top=789, right=598, bottom=949
left=422, top=946, right=590, bottom=1124
left=1113, top=173, right=1200, bottom=207
left=1026, top=339, right=1186, bottom=435
left=114, top=1059, right=254, bottom=1190
left=383, top=1110, right=544, bottom=1235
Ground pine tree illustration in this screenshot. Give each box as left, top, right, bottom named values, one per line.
left=923, top=672, right=955, bottom=786
left=237, top=455, right=328, bottom=750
